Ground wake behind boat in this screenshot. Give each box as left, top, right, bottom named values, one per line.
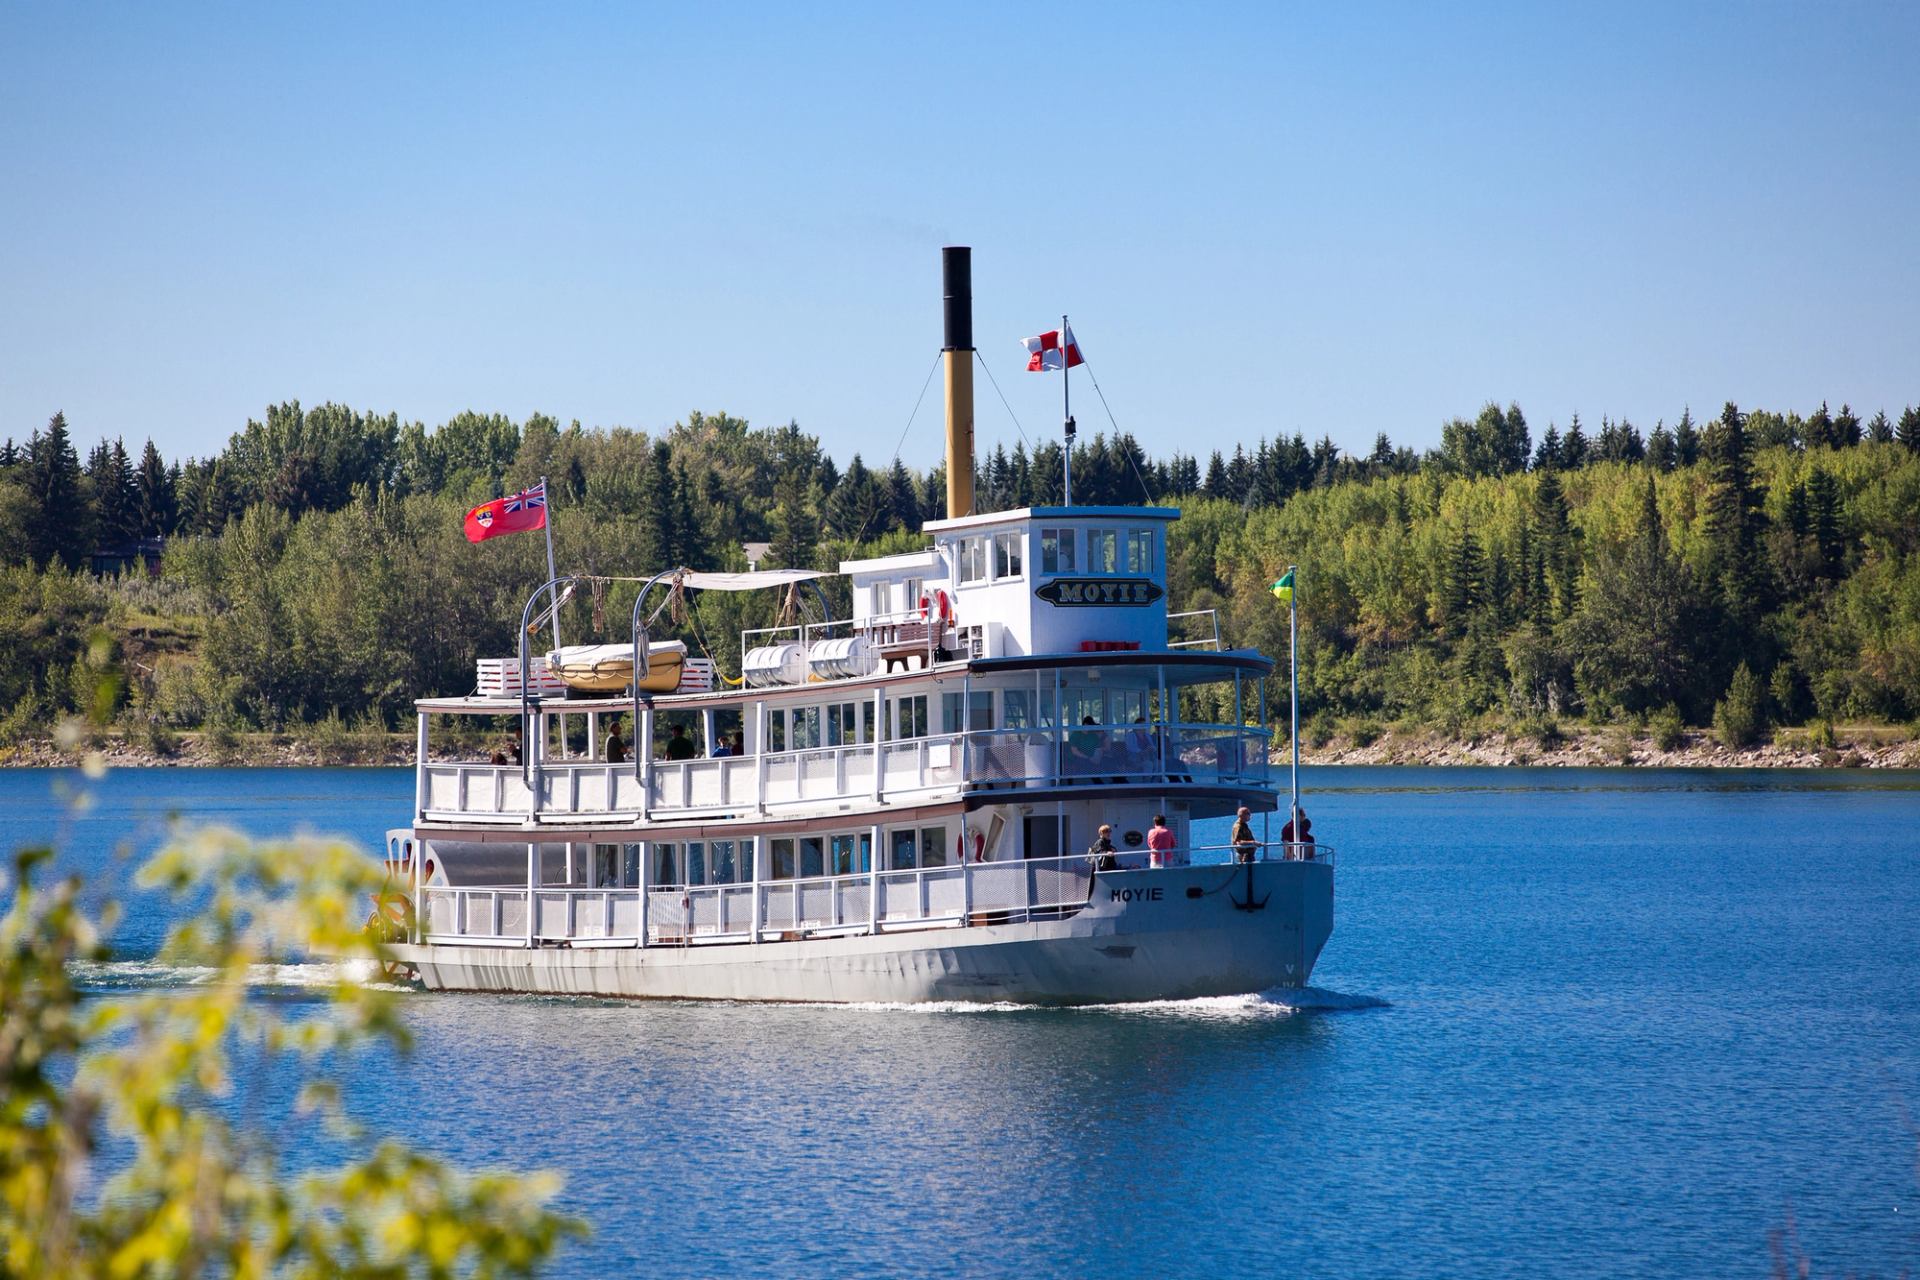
left=380, top=248, right=1334, bottom=1004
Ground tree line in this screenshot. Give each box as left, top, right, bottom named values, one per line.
left=2, top=396, right=1918, bottom=747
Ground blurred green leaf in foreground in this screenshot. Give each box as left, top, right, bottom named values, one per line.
left=0, top=825, right=587, bottom=1278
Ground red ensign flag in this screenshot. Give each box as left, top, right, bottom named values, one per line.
left=1021, top=326, right=1084, bottom=372
left=463, top=481, right=548, bottom=543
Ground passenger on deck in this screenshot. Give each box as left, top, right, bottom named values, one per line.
left=728, top=731, right=745, bottom=756
left=1087, top=824, right=1119, bottom=872
left=663, top=723, right=697, bottom=761
left=1069, top=716, right=1102, bottom=778
left=710, top=736, right=733, bottom=758
left=1282, top=811, right=1315, bottom=861
left=1231, top=806, right=1258, bottom=863
left=604, top=720, right=627, bottom=764
left=489, top=746, right=508, bottom=766
left=510, top=735, right=523, bottom=765
left=1147, top=814, right=1178, bottom=868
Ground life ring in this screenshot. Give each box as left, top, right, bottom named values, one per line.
left=934, top=588, right=955, bottom=629
left=919, top=592, right=932, bottom=622
left=958, top=826, right=987, bottom=863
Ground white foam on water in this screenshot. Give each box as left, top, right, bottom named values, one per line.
left=804, top=986, right=1387, bottom=1018
left=70, top=958, right=414, bottom=994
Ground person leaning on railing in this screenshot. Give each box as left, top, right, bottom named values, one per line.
left=1231, top=806, right=1257, bottom=863
left=1147, top=814, right=1179, bottom=868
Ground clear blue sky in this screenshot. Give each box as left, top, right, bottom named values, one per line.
left=3, top=2, right=1916, bottom=469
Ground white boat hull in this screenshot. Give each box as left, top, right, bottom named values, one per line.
left=391, top=862, right=1333, bottom=1005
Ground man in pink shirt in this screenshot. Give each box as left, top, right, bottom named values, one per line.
left=1147, top=814, right=1179, bottom=868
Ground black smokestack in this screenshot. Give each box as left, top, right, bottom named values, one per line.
left=942, top=246, right=972, bottom=352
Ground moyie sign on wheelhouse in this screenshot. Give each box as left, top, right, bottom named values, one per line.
left=381, top=248, right=1333, bottom=1004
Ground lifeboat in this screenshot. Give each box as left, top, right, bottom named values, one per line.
left=546, top=640, right=688, bottom=694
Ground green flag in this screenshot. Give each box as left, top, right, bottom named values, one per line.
left=1269, top=569, right=1294, bottom=606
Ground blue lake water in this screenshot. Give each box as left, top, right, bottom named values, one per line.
left=7, top=765, right=1920, bottom=1277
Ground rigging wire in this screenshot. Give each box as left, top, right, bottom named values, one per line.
left=973, top=351, right=1033, bottom=450
left=1080, top=360, right=1158, bottom=506
left=888, top=352, right=946, bottom=465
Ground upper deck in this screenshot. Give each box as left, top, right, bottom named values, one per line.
left=410, top=502, right=1279, bottom=831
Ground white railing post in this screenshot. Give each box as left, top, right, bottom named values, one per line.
left=872, top=688, right=886, bottom=802
left=524, top=840, right=536, bottom=947
left=754, top=702, right=769, bottom=816
left=638, top=840, right=650, bottom=947
left=639, top=704, right=655, bottom=821
left=868, top=823, right=882, bottom=935
left=528, top=710, right=544, bottom=821
left=749, top=837, right=762, bottom=942
left=414, top=713, right=429, bottom=822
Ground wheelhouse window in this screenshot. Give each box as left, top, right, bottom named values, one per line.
left=894, top=694, right=930, bottom=739
left=919, top=826, right=949, bottom=868
left=770, top=837, right=797, bottom=880
left=992, top=530, right=1023, bottom=580
left=1124, top=528, right=1155, bottom=574
left=941, top=691, right=994, bottom=734
left=710, top=840, right=745, bottom=884
left=1039, top=528, right=1076, bottom=575
left=650, top=842, right=681, bottom=887
left=1087, top=529, right=1118, bottom=574
left=956, top=536, right=987, bottom=584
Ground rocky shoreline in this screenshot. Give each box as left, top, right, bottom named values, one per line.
left=3, top=724, right=1916, bottom=770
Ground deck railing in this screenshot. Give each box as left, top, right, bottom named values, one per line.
left=416, top=853, right=1108, bottom=948
left=417, top=721, right=1266, bottom=824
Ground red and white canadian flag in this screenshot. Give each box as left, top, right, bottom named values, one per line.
left=1022, top=325, right=1084, bottom=372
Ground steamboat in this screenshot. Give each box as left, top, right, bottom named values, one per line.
left=382, top=249, right=1334, bottom=1003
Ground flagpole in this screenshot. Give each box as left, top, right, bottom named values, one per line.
left=1061, top=313, right=1073, bottom=507
left=1289, top=562, right=1300, bottom=851
left=541, top=474, right=562, bottom=653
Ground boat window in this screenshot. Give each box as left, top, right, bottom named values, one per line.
left=767, top=711, right=786, bottom=753
left=1062, top=687, right=1107, bottom=725
left=770, top=837, right=797, bottom=880
left=1113, top=688, right=1149, bottom=724
left=799, top=836, right=825, bottom=879
left=901, top=578, right=922, bottom=616
left=685, top=842, right=708, bottom=887
left=710, top=840, right=742, bottom=885
left=992, top=530, right=1023, bottom=580
left=1003, top=686, right=1057, bottom=730
left=1039, top=528, right=1076, bottom=575
left=956, top=536, right=987, bottom=585
left=919, top=825, right=949, bottom=868
left=941, top=691, right=994, bottom=733
left=1124, top=528, right=1155, bottom=574
left=1087, top=529, right=1118, bottom=574
left=894, top=694, right=929, bottom=739
left=791, top=706, right=823, bottom=751
left=889, top=828, right=917, bottom=870
left=830, top=833, right=870, bottom=875
left=826, top=702, right=862, bottom=746
left=650, top=842, right=680, bottom=887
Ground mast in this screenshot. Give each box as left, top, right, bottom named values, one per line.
left=1061, top=312, right=1075, bottom=506
left=942, top=247, right=976, bottom=518
left=541, top=473, right=562, bottom=652
left=1289, top=562, right=1300, bottom=846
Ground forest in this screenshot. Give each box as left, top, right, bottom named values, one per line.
left=3, top=396, right=1918, bottom=756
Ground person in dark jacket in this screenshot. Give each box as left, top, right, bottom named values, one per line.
left=1087, top=823, right=1119, bottom=871
left=1230, top=806, right=1258, bottom=863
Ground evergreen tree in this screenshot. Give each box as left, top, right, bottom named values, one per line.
left=1533, top=424, right=1563, bottom=472
left=1712, top=662, right=1767, bottom=748
left=1806, top=467, right=1845, bottom=579
left=135, top=439, right=176, bottom=537
left=1702, top=401, right=1764, bottom=610
left=1561, top=414, right=1589, bottom=469
left=1445, top=523, right=1484, bottom=631
left=1647, top=421, right=1677, bottom=471
left=1805, top=402, right=1836, bottom=451
left=1567, top=473, right=1708, bottom=719
left=1834, top=404, right=1862, bottom=447
left=88, top=436, right=137, bottom=547
left=1202, top=451, right=1229, bottom=495
left=25, top=413, right=91, bottom=568
left=1867, top=410, right=1893, bottom=444
left=767, top=472, right=818, bottom=569
left=1531, top=469, right=1578, bottom=619
left=885, top=458, right=922, bottom=532
left=1673, top=407, right=1699, bottom=466
left=1900, top=407, right=1920, bottom=453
